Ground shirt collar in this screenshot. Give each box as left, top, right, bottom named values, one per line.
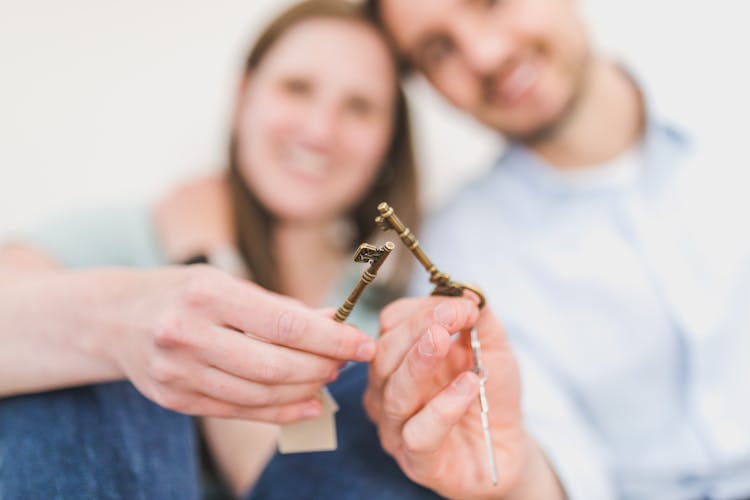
left=494, top=67, right=692, bottom=198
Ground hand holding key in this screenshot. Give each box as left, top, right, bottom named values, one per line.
left=375, top=202, right=499, bottom=479
left=363, top=296, right=534, bottom=499
left=366, top=203, right=565, bottom=498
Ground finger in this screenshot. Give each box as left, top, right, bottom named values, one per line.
left=472, top=307, right=521, bottom=413
left=182, top=395, right=323, bottom=424
left=205, top=278, right=376, bottom=362
left=198, top=326, right=341, bottom=385
left=379, top=294, right=482, bottom=334
left=381, top=324, right=451, bottom=427
left=196, top=365, right=324, bottom=408
left=313, top=307, right=353, bottom=369
left=400, top=371, right=479, bottom=455
left=379, top=297, right=430, bottom=333
left=315, top=307, right=337, bottom=318
left=474, top=304, right=510, bottom=351
left=372, top=297, right=479, bottom=389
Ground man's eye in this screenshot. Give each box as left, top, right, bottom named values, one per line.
left=420, top=38, right=455, bottom=71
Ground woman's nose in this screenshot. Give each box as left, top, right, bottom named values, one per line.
left=300, top=101, right=338, bottom=150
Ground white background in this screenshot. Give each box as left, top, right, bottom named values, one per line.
left=1, top=0, right=748, bottom=234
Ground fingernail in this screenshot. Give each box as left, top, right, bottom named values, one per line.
left=356, top=341, right=375, bottom=360
left=418, top=328, right=436, bottom=356
left=434, top=301, right=457, bottom=326
left=302, top=403, right=321, bottom=418
left=452, top=372, right=475, bottom=396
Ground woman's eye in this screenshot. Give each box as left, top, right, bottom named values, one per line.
left=346, top=97, right=374, bottom=117
left=475, top=0, right=501, bottom=9
left=281, top=78, right=311, bottom=96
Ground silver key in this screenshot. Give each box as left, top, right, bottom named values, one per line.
left=471, top=327, right=498, bottom=486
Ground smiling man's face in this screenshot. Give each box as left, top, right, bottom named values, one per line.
left=378, top=0, right=592, bottom=141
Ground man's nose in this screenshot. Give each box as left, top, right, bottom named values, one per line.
left=455, top=21, right=513, bottom=77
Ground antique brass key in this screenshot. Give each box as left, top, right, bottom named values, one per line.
left=335, top=241, right=395, bottom=323
left=375, top=202, right=498, bottom=486
left=374, top=203, right=485, bottom=306
left=280, top=241, right=395, bottom=455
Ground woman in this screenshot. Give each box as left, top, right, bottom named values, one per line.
left=0, top=1, right=430, bottom=498
left=155, top=1, right=435, bottom=498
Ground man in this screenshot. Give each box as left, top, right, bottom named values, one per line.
left=362, top=0, right=750, bottom=499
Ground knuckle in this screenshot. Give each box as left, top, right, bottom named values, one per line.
left=382, top=382, right=409, bottom=421
left=456, top=298, right=477, bottom=325
left=405, top=350, right=423, bottom=380
left=220, top=404, right=245, bottom=419
left=401, top=425, right=424, bottom=454
left=371, top=360, right=390, bottom=388
left=371, top=349, right=398, bottom=387
left=154, top=388, right=186, bottom=413
left=323, top=360, right=340, bottom=381
left=181, top=266, right=219, bottom=310
left=379, top=305, right=399, bottom=332
left=429, top=401, right=453, bottom=427
left=274, top=309, right=308, bottom=345
left=377, top=427, right=399, bottom=457
left=273, top=405, right=302, bottom=425
left=379, top=298, right=412, bottom=331
left=254, top=359, right=287, bottom=384
left=305, top=381, right=326, bottom=398
left=252, top=385, right=278, bottom=407
left=152, top=311, right=186, bottom=349
left=329, top=333, right=358, bottom=360
left=411, top=305, right=432, bottom=332
left=148, top=356, right=181, bottom=386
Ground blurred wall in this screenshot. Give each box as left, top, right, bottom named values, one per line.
left=1, top=0, right=748, bottom=234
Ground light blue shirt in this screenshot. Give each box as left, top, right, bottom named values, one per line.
left=415, top=113, right=750, bottom=499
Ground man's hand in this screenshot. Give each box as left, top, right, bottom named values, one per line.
left=364, top=296, right=563, bottom=499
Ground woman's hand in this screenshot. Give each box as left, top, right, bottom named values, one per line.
left=111, top=264, right=375, bottom=424
left=1, top=248, right=374, bottom=425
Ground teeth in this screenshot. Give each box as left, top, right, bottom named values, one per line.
left=499, top=60, right=538, bottom=104
left=286, top=145, right=328, bottom=179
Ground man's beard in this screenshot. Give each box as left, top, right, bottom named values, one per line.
left=489, top=50, right=593, bottom=147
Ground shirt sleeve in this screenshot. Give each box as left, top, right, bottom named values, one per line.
left=1, top=205, right=166, bottom=269
left=514, top=337, right=618, bottom=500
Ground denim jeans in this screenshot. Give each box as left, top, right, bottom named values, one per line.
left=1, top=366, right=442, bottom=500
left=0, top=381, right=199, bottom=500
left=246, top=363, right=443, bottom=500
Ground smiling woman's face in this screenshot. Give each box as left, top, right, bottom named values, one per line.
left=236, top=17, right=397, bottom=224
